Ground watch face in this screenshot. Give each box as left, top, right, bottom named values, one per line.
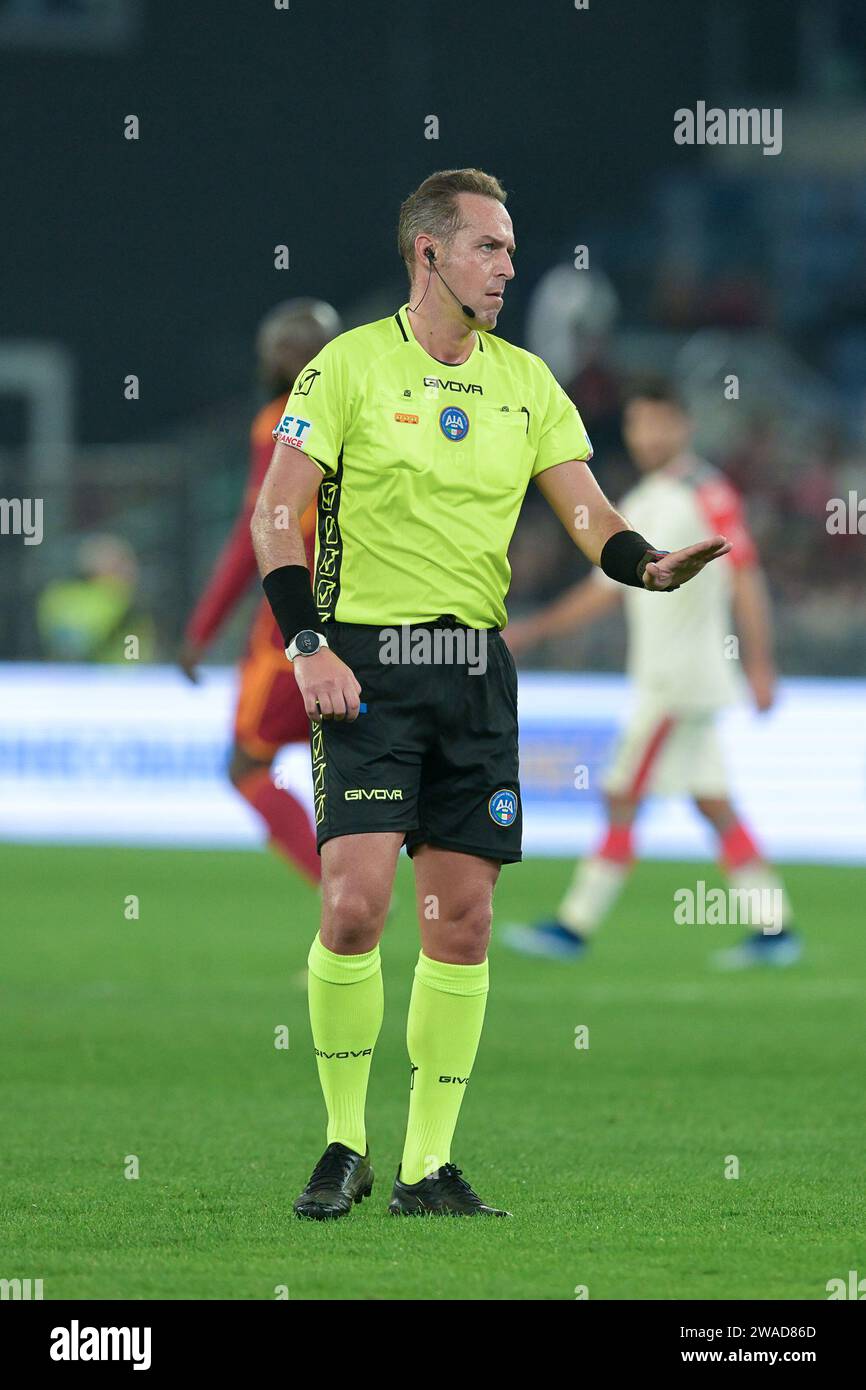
left=295, top=630, right=320, bottom=655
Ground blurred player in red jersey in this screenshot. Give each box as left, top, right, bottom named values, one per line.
left=504, top=377, right=802, bottom=968
left=179, top=299, right=342, bottom=885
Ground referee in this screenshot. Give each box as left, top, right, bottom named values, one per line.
left=252, top=168, right=730, bottom=1219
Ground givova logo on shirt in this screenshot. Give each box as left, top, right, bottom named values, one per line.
left=488, top=789, right=518, bottom=826
left=294, top=368, right=321, bottom=396
left=439, top=406, right=469, bottom=441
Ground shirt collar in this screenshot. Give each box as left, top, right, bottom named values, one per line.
left=395, top=303, right=484, bottom=363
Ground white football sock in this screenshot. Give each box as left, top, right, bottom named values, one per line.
left=558, top=855, right=631, bottom=936
left=724, top=861, right=793, bottom=935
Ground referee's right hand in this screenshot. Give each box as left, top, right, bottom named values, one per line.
left=292, top=648, right=363, bottom=722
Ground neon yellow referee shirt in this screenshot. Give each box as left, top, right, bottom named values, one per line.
left=273, top=302, right=593, bottom=629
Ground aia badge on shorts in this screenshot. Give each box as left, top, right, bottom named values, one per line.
left=439, top=405, right=469, bottom=441
left=488, top=788, right=518, bottom=826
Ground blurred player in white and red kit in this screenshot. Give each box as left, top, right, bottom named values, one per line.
left=504, top=377, right=801, bottom=968
left=179, top=300, right=342, bottom=885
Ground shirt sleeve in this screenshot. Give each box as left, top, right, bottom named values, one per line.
left=694, top=476, right=758, bottom=568
left=530, top=363, right=594, bottom=479
left=272, top=338, right=350, bottom=475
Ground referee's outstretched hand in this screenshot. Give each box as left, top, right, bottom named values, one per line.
left=292, top=647, right=363, bottom=722
left=642, top=535, right=732, bottom=591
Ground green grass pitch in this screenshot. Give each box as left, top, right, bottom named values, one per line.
left=1, top=843, right=864, bottom=1301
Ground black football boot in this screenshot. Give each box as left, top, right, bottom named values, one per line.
left=388, top=1162, right=510, bottom=1216
left=293, top=1142, right=373, bottom=1220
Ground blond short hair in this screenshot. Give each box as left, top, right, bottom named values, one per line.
left=397, top=168, right=508, bottom=284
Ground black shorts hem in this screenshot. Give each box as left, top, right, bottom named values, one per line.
left=404, top=833, right=522, bottom=865
left=316, top=823, right=415, bottom=854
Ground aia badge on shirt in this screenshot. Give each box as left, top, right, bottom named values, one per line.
left=488, top=788, right=518, bottom=826
left=439, top=405, right=470, bottom=441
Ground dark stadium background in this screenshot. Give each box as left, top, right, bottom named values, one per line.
left=2, top=0, right=864, bottom=673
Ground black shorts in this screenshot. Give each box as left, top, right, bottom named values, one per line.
left=310, top=618, right=522, bottom=864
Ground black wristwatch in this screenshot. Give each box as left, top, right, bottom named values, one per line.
left=286, top=629, right=330, bottom=659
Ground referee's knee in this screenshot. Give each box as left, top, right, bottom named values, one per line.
left=436, top=899, right=493, bottom=961
left=321, top=880, right=389, bottom=952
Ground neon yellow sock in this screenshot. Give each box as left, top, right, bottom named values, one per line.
left=399, top=952, right=489, bottom=1185
left=307, top=933, right=383, bottom=1156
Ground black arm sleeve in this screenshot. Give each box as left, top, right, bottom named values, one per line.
left=599, top=531, right=678, bottom=590
left=261, top=565, right=321, bottom=647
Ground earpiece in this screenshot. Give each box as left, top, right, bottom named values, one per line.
left=414, top=245, right=476, bottom=319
